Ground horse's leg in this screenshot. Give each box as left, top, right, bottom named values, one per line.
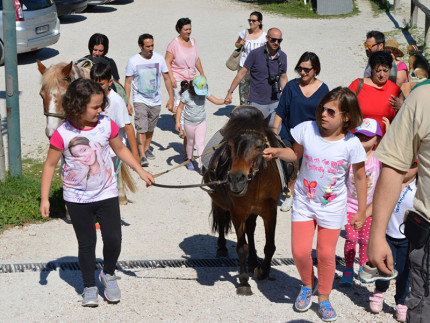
left=246, top=213, right=258, bottom=273
left=233, top=218, right=252, bottom=295
left=254, top=205, right=277, bottom=280
left=212, top=206, right=229, bottom=258
left=117, top=166, right=128, bottom=205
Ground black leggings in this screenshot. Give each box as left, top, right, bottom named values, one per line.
left=66, top=197, right=122, bottom=287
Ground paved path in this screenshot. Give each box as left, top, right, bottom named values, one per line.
left=0, top=0, right=413, bottom=321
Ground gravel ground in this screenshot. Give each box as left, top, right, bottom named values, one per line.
left=0, top=0, right=414, bottom=321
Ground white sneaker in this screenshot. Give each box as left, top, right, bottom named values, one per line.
left=280, top=196, right=293, bottom=212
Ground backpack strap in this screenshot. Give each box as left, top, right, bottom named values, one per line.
left=355, top=78, right=364, bottom=96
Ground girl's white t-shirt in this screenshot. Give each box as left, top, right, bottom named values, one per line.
left=386, top=179, right=417, bottom=239
left=50, top=115, right=119, bottom=203
left=291, top=121, right=367, bottom=229
left=238, top=29, right=267, bottom=67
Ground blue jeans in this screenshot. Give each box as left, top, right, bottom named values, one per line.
left=375, top=235, right=410, bottom=305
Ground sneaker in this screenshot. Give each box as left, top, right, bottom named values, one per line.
left=395, top=304, right=407, bottom=322
left=145, top=150, right=155, bottom=160
left=82, top=286, right=99, bottom=307
left=99, top=271, right=121, bottom=303
left=280, top=196, right=293, bottom=212
left=186, top=161, right=194, bottom=170
left=340, top=268, right=354, bottom=286
left=294, top=279, right=317, bottom=312
left=369, top=290, right=385, bottom=313
left=359, top=262, right=398, bottom=283
left=140, top=156, right=149, bottom=167
left=319, top=300, right=337, bottom=321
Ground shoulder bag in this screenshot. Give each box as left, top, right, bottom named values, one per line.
left=226, top=30, right=248, bottom=71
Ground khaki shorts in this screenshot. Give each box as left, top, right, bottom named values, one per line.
left=134, top=102, right=161, bottom=133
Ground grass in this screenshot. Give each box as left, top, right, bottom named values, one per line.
left=369, top=0, right=392, bottom=15
left=251, top=0, right=359, bottom=19
left=0, top=159, right=65, bottom=231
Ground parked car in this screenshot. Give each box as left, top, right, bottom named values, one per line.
left=0, top=0, right=60, bottom=65
left=54, top=0, right=88, bottom=17
left=87, top=0, right=114, bottom=6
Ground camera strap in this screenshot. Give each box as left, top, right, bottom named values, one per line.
left=265, top=49, right=281, bottom=81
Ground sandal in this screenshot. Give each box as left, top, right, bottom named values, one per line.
left=359, top=262, right=398, bottom=283
left=319, top=300, right=337, bottom=322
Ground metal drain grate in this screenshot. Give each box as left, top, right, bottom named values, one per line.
left=0, top=256, right=356, bottom=274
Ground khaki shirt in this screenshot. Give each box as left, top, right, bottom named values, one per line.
left=374, top=84, right=430, bottom=221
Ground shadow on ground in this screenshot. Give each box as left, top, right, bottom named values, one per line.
left=179, top=233, right=302, bottom=303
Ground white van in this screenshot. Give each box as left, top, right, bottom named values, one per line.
left=0, top=0, right=60, bottom=65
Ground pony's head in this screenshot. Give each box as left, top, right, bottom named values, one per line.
left=37, top=59, right=89, bottom=138
left=221, top=105, right=276, bottom=196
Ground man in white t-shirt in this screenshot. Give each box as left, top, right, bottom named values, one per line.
left=125, top=33, right=174, bottom=167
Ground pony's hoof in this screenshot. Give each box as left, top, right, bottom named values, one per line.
left=254, top=266, right=270, bottom=280
left=236, top=285, right=253, bottom=296
left=119, top=196, right=128, bottom=205
left=216, top=248, right=228, bottom=258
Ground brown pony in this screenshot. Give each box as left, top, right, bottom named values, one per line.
left=37, top=60, right=89, bottom=139
left=203, top=105, right=283, bottom=295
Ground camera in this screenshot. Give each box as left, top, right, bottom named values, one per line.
left=268, top=75, right=280, bottom=98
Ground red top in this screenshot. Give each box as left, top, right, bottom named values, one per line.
left=349, top=78, right=400, bottom=135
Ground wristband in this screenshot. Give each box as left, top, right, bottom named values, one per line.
left=227, top=89, right=234, bottom=94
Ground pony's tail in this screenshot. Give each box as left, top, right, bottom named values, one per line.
left=179, top=80, right=190, bottom=96
left=211, top=206, right=231, bottom=234
left=120, top=163, right=137, bottom=193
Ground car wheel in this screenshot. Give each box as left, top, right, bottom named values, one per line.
left=0, top=40, right=4, bottom=66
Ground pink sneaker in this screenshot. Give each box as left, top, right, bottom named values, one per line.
left=395, top=304, right=407, bottom=322
left=369, top=290, right=385, bottom=313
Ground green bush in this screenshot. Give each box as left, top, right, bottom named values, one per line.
left=0, top=159, right=65, bottom=231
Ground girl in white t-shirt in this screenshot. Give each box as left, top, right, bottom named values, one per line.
left=175, top=76, right=224, bottom=172
left=264, top=87, right=367, bottom=322
left=234, top=11, right=266, bottom=105
left=40, top=79, right=154, bottom=307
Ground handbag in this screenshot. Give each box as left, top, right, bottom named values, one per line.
left=226, top=30, right=248, bottom=71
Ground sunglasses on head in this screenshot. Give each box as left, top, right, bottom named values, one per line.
left=363, top=42, right=381, bottom=50
left=268, top=36, right=283, bottom=44
left=248, top=19, right=259, bottom=23
left=322, top=106, right=345, bottom=118
left=296, top=66, right=313, bottom=73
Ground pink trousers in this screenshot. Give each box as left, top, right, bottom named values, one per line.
left=343, top=212, right=372, bottom=268
left=184, top=121, right=207, bottom=165
left=292, top=220, right=341, bottom=295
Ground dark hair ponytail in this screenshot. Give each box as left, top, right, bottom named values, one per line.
left=180, top=80, right=190, bottom=96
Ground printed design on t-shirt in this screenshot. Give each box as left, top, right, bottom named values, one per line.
left=349, top=168, right=376, bottom=198
left=303, top=154, right=344, bottom=178
left=322, top=177, right=338, bottom=204
left=304, top=179, right=317, bottom=199
left=136, top=62, right=160, bottom=98
left=64, top=136, right=114, bottom=202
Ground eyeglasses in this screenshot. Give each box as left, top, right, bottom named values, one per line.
left=248, top=19, right=258, bottom=23
left=363, top=42, right=381, bottom=50
left=296, top=66, right=313, bottom=73
left=322, top=106, right=345, bottom=118
left=268, top=36, right=283, bottom=44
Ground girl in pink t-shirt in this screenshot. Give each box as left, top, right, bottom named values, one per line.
left=341, top=118, right=383, bottom=287
left=40, top=79, right=154, bottom=307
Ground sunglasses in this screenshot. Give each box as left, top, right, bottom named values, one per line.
left=296, top=66, right=313, bottom=73
left=248, top=19, right=259, bottom=23
left=322, top=106, right=345, bottom=118
left=268, top=36, right=283, bottom=44
left=363, top=42, right=381, bottom=50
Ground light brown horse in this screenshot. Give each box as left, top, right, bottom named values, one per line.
left=203, top=105, right=284, bottom=295
left=37, top=60, right=134, bottom=205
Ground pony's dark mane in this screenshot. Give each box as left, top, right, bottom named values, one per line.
left=221, top=106, right=278, bottom=146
